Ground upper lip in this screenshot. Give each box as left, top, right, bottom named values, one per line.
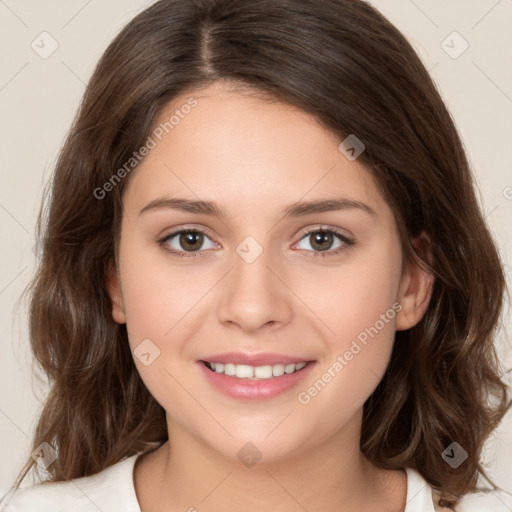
left=199, top=352, right=314, bottom=367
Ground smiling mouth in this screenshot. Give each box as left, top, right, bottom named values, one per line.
left=201, top=360, right=312, bottom=380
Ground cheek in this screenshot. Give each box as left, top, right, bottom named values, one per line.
left=117, top=230, right=206, bottom=348
left=116, top=233, right=222, bottom=412
left=293, top=242, right=402, bottom=346
left=116, top=245, right=203, bottom=413
left=293, top=245, right=402, bottom=409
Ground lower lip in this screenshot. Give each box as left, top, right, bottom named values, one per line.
left=197, top=361, right=316, bottom=400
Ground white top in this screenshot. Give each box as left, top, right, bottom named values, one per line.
left=2, top=454, right=511, bottom=511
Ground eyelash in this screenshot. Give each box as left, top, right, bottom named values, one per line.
left=157, top=225, right=355, bottom=259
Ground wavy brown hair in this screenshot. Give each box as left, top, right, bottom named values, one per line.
left=3, top=0, right=510, bottom=508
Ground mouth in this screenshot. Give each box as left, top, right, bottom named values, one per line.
left=196, top=351, right=317, bottom=400
left=200, top=360, right=313, bottom=380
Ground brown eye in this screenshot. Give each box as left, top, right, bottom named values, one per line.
left=296, top=228, right=352, bottom=255
left=160, top=229, right=217, bottom=255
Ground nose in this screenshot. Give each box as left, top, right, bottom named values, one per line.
left=216, top=243, right=293, bottom=333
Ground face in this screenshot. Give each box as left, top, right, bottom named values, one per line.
left=107, top=81, right=431, bottom=463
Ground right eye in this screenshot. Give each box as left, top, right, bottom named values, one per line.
left=158, top=228, right=219, bottom=258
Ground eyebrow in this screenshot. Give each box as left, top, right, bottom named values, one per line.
left=138, top=196, right=376, bottom=218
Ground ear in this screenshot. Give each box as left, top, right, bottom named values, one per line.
left=105, top=260, right=126, bottom=324
left=395, top=232, right=434, bottom=331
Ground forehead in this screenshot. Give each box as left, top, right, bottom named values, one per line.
left=122, top=82, right=385, bottom=217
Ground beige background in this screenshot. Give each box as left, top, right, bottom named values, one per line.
left=1, top=0, right=511, bottom=501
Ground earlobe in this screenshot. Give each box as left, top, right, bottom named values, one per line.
left=105, top=261, right=127, bottom=325
left=395, top=233, right=434, bottom=331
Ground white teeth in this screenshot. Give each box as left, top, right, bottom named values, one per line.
left=206, top=361, right=309, bottom=379
left=272, top=364, right=285, bottom=377
left=254, top=365, right=272, bottom=379
left=224, top=363, right=236, bottom=376
left=284, top=363, right=296, bottom=374
left=235, top=364, right=254, bottom=379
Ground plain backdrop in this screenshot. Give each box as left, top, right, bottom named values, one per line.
left=1, top=0, right=511, bottom=500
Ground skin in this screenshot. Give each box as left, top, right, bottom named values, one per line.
left=106, top=80, right=435, bottom=512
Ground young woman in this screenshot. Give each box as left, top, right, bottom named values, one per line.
left=2, top=1, right=511, bottom=511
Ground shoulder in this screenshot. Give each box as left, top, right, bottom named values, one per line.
left=453, top=488, right=512, bottom=512
left=1, top=455, right=141, bottom=512
left=405, top=468, right=512, bottom=512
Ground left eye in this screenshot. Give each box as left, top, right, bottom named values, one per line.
left=295, top=228, right=352, bottom=254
